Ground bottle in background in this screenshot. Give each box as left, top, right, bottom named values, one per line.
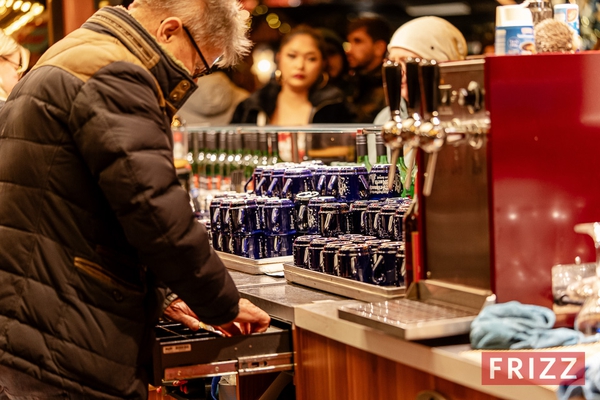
left=397, top=155, right=414, bottom=198
left=188, top=130, right=199, bottom=189
left=251, top=132, right=262, bottom=170
left=204, top=130, right=218, bottom=191
left=258, top=131, right=269, bottom=166
left=269, top=132, right=280, bottom=165
left=217, top=130, right=229, bottom=191
left=196, top=131, right=207, bottom=192
left=494, top=5, right=535, bottom=55
left=171, top=115, right=188, bottom=169
left=356, top=129, right=372, bottom=171
left=554, top=2, right=579, bottom=36
left=375, top=132, right=389, bottom=164
left=403, top=195, right=421, bottom=288
left=230, top=132, right=245, bottom=192
left=225, top=131, right=236, bottom=191
left=243, top=132, right=257, bottom=189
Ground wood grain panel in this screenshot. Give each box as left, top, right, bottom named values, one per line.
left=295, top=327, right=504, bottom=400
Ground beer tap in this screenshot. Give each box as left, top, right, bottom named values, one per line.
left=418, top=60, right=445, bottom=197
left=400, top=58, right=423, bottom=192
left=380, top=60, right=404, bottom=190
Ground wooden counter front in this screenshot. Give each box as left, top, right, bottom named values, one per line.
left=294, top=327, right=503, bottom=400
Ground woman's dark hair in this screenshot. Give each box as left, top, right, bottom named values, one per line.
left=279, top=24, right=328, bottom=61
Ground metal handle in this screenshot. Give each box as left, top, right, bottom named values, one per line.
left=266, top=177, right=279, bottom=197
left=316, top=174, right=327, bottom=193
left=281, top=178, right=292, bottom=198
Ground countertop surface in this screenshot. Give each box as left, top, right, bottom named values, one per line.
left=228, top=269, right=577, bottom=399
left=293, top=300, right=559, bottom=400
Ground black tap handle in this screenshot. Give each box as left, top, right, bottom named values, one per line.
left=382, top=60, right=403, bottom=120
left=419, top=60, right=440, bottom=116
left=405, top=58, right=421, bottom=114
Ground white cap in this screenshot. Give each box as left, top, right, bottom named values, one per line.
left=387, top=16, right=467, bottom=61
left=496, top=5, right=534, bottom=27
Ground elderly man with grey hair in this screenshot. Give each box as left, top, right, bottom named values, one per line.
left=0, top=1, right=269, bottom=399
left=0, top=30, right=29, bottom=109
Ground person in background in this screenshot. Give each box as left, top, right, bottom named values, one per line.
left=345, top=13, right=392, bottom=123
left=373, top=16, right=467, bottom=196
left=231, top=24, right=352, bottom=126
left=374, top=16, right=467, bottom=124
left=319, top=28, right=350, bottom=93
left=0, top=0, right=270, bottom=399
left=0, top=30, right=29, bottom=110
left=178, top=70, right=249, bottom=126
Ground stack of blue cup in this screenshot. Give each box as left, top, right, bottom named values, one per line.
left=264, top=198, right=296, bottom=257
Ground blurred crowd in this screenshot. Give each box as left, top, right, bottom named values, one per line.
left=179, top=13, right=468, bottom=128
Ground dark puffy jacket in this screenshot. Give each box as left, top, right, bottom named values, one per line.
left=230, top=80, right=354, bottom=124
left=0, top=7, right=239, bottom=400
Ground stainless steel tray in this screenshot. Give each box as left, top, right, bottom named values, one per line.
left=218, top=251, right=292, bottom=275
left=338, top=280, right=496, bottom=340
left=283, top=264, right=405, bottom=303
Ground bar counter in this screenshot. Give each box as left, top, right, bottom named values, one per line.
left=228, top=270, right=558, bottom=400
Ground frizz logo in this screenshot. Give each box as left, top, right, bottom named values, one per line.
left=482, top=352, right=585, bottom=385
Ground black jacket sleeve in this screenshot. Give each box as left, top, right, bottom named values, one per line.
left=68, top=62, right=239, bottom=325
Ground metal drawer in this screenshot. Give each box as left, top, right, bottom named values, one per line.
left=151, top=317, right=293, bottom=386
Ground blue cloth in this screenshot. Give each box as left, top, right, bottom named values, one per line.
left=470, top=301, right=598, bottom=350
left=557, top=352, right=600, bottom=400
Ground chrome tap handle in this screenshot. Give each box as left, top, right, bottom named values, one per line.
left=418, top=61, right=444, bottom=197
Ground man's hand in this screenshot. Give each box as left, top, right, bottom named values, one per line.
left=217, top=298, right=271, bottom=336
left=163, top=298, right=271, bottom=336
left=163, top=298, right=202, bottom=330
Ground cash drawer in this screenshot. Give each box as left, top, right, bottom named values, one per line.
left=151, top=317, right=293, bottom=386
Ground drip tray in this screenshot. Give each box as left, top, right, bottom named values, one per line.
left=338, top=280, right=495, bottom=341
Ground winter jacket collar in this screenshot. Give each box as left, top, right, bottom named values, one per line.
left=82, top=6, right=197, bottom=115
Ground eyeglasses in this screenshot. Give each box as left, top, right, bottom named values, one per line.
left=182, top=26, right=221, bottom=79
left=0, top=55, right=23, bottom=76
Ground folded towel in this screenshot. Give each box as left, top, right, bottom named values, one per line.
left=558, top=352, right=600, bottom=400
left=470, top=301, right=597, bottom=350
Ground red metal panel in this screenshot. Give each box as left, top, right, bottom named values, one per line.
left=486, top=53, right=600, bottom=307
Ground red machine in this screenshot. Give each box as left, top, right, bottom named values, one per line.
left=417, top=53, right=600, bottom=308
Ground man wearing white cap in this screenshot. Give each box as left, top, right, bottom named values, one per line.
left=374, top=16, right=468, bottom=124
left=374, top=16, right=467, bottom=195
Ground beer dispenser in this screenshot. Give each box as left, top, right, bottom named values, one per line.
left=382, top=54, right=600, bottom=308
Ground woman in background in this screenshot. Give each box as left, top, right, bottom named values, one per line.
left=0, top=30, right=29, bottom=110
left=231, top=24, right=352, bottom=126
